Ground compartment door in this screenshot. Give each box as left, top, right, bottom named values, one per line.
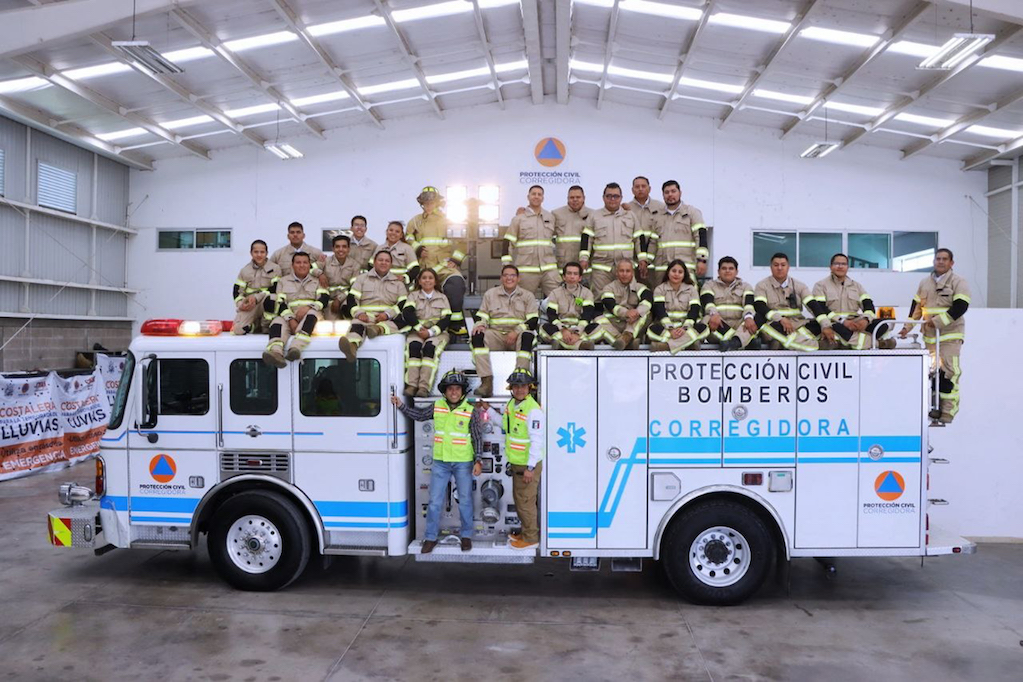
left=722, top=357, right=796, bottom=467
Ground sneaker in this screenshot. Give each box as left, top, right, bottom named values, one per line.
left=338, top=337, right=357, bottom=363
left=262, top=349, right=287, bottom=369
left=510, top=537, right=538, bottom=550
left=460, top=537, right=472, bottom=552
left=507, top=531, right=522, bottom=542
left=421, top=539, right=437, bottom=554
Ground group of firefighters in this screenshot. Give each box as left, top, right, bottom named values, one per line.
left=229, top=180, right=968, bottom=551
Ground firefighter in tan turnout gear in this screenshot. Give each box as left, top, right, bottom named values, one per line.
left=649, top=180, right=709, bottom=287
left=338, top=250, right=409, bottom=362
left=270, top=221, right=325, bottom=277
left=262, top=252, right=328, bottom=368
left=899, top=248, right=970, bottom=423
left=471, top=265, right=539, bottom=398
left=401, top=268, right=453, bottom=397
left=647, top=259, right=707, bottom=354
left=597, top=259, right=653, bottom=350
left=348, top=215, right=377, bottom=272
left=625, top=176, right=666, bottom=288
left=812, top=253, right=892, bottom=351
left=552, top=185, right=590, bottom=272
left=232, top=239, right=280, bottom=335
left=407, top=186, right=468, bottom=335
left=320, top=234, right=361, bottom=321
left=580, top=183, right=642, bottom=295
left=540, top=262, right=601, bottom=350
left=701, top=256, right=759, bottom=351
left=754, top=253, right=820, bottom=352
left=504, top=185, right=559, bottom=297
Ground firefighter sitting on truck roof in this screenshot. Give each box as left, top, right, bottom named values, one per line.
left=320, top=234, right=361, bottom=321
left=270, top=221, right=325, bottom=277
left=701, top=256, right=759, bottom=351
left=471, top=264, right=538, bottom=398
left=540, top=261, right=601, bottom=350
left=348, top=215, right=378, bottom=272
left=232, top=239, right=280, bottom=335
left=262, top=252, right=328, bottom=368
left=391, top=370, right=484, bottom=554
left=812, top=253, right=894, bottom=351
left=596, top=259, right=653, bottom=350
left=401, top=268, right=452, bottom=397
left=477, top=369, right=545, bottom=550
left=753, top=252, right=820, bottom=352
left=377, top=221, right=420, bottom=286
left=898, top=247, right=970, bottom=424
left=338, top=250, right=409, bottom=363
left=647, top=259, right=708, bottom=354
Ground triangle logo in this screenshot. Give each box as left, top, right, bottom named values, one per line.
left=537, top=138, right=563, bottom=160
left=534, top=137, right=566, bottom=167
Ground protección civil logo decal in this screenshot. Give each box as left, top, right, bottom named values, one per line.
left=534, top=137, right=566, bottom=167
left=874, top=470, right=905, bottom=501
left=149, top=454, right=177, bottom=483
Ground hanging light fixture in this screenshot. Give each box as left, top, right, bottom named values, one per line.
left=918, top=1, right=993, bottom=70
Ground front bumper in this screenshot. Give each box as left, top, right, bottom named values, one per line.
left=48, top=502, right=101, bottom=548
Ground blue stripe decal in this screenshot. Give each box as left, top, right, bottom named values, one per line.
left=649, top=437, right=721, bottom=454
left=724, top=436, right=795, bottom=453
left=101, top=431, right=126, bottom=442
left=548, top=511, right=597, bottom=528
left=101, top=495, right=127, bottom=511
left=130, top=516, right=192, bottom=524
left=323, top=521, right=408, bottom=528
left=132, top=429, right=323, bottom=437
left=130, top=497, right=201, bottom=513
left=356, top=432, right=408, bottom=437
left=861, top=435, right=922, bottom=452
left=725, top=457, right=795, bottom=464
left=548, top=532, right=596, bottom=539
left=650, top=457, right=720, bottom=464
left=314, top=500, right=408, bottom=517
left=798, top=436, right=859, bottom=453
left=798, top=457, right=859, bottom=464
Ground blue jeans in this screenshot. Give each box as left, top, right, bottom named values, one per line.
left=425, top=460, right=474, bottom=541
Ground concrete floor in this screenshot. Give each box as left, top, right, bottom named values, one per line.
left=2, top=463, right=1021, bottom=682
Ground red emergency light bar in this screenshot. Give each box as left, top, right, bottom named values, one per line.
left=141, top=319, right=226, bottom=336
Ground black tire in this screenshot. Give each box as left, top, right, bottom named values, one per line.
left=207, top=490, right=312, bottom=591
left=661, top=500, right=775, bottom=606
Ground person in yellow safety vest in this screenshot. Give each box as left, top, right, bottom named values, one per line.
left=898, top=248, right=971, bottom=423
left=753, top=253, right=820, bottom=352
left=504, top=185, right=560, bottom=298
left=471, top=264, right=539, bottom=398
left=406, top=186, right=468, bottom=335
left=270, top=221, right=325, bottom=277
left=596, top=259, right=653, bottom=350
left=232, top=239, right=280, bottom=335
left=647, top=179, right=709, bottom=289
left=401, top=268, right=453, bottom=397
left=701, top=256, right=760, bottom=351
left=320, top=234, right=361, bottom=321
left=552, top=185, right=591, bottom=273
left=262, top=252, right=328, bottom=368
left=377, top=221, right=421, bottom=286
left=348, top=215, right=378, bottom=273
left=338, top=251, right=409, bottom=362
left=647, top=259, right=708, bottom=354
left=477, top=369, right=545, bottom=550
left=579, top=182, right=642, bottom=295
left=812, top=253, right=893, bottom=350
left=391, top=370, right=484, bottom=553
left=540, top=262, right=602, bottom=350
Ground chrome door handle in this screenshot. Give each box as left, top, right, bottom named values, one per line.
left=245, top=425, right=262, bottom=438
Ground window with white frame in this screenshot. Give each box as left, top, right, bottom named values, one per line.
left=752, top=230, right=938, bottom=271
left=157, top=229, right=232, bottom=250
left=37, top=161, right=77, bottom=214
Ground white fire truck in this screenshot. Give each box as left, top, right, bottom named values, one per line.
left=48, top=318, right=974, bottom=605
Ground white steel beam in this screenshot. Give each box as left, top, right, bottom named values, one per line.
left=11, top=54, right=211, bottom=160
left=470, top=0, right=505, bottom=109
left=596, top=0, right=621, bottom=110
left=902, top=84, right=1023, bottom=159
left=555, top=0, right=571, bottom=104
left=372, top=0, right=444, bottom=118
left=267, top=0, right=384, bottom=130
left=962, top=134, right=1023, bottom=171
left=171, top=8, right=325, bottom=139
left=781, top=1, right=931, bottom=139
left=659, top=0, right=717, bottom=120
left=520, top=0, right=544, bottom=104
left=719, top=0, right=821, bottom=129
left=844, top=24, right=1023, bottom=149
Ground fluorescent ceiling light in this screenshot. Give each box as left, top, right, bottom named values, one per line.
left=620, top=0, right=702, bottom=21
left=393, top=1, right=472, bottom=22
left=358, top=78, right=420, bottom=96
left=800, top=142, right=839, bottom=159
left=265, top=144, right=289, bottom=160
left=265, top=143, right=303, bottom=159
left=292, top=90, right=350, bottom=106
left=111, top=40, right=184, bottom=75
left=225, top=102, right=281, bottom=117
left=979, top=54, right=1023, bottom=72
left=426, top=65, right=490, bottom=85
left=894, top=112, right=954, bottom=127
left=279, top=144, right=303, bottom=158
left=609, top=64, right=674, bottom=84
left=309, top=15, right=386, bottom=36
left=163, top=46, right=214, bottom=63
left=823, top=100, right=883, bottom=117
left=918, top=32, right=994, bottom=70
left=966, top=124, right=1022, bottom=139
left=96, top=127, right=148, bottom=142
left=679, top=76, right=744, bottom=94
left=223, top=31, right=298, bottom=52
left=709, top=12, right=789, bottom=34
left=64, top=61, right=132, bottom=80
left=753, top=89, right=814, bottom=105
left=164, top=115, right=213, bottom=129
left=889, top=41, right=940, bottom=58
left=0, top=76, right=49, bottom=93
left=800, top=26, right=880, bottom=48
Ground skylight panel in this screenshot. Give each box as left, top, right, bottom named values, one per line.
left=0, top=76, right=49, bottom=93
left=709, top=12, right=790, bottom=34
left=966, top=125, right=1022, bottom=139
left=609, top=64, right=674, bottom=83
left=752, top=89, right=814, bottom=105
left=223, top=31, right=298, bottom=52
left=800, top=27, right=880, bottom=48
left=291, top=91, right=350, bottom=106
left=358, top=78, right=421, bottom=96
left=309, top=16, right=386, bottom=36
left=823, top=101, right=884, bottom=116
left=679, top=77, right=744, bottom=94
left=224, top=103, right=281, bottom=117
left=164, top=115, right=214, bottom=129
left=393, top=1, right=472, bottom=22
left=620, top=0, right=702, bottom=21
left=894, top=113, right=954, bottom=127
left=96, top=127, right=148, bottom=142
left=63, top=62, right=133, bottom=80
left=980, top=55, right=1023, bottom=72
left=162, top=46, right=214, bottom=63
left=426, top=66, right=491, bottom=85
left=889, top=41, right=941, bottom=59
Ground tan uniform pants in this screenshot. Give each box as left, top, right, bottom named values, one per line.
left=346, top=318, right=402, bottom=347
left=598, top=316, right=646, bottom=346
left=472, top=328, right=532, bottom=378
left=518, top=270, right=562, bottom=299
left=588, top=267, right=616, bottom=299
left=232, top=292, right=269, bottom=334
left=405, top=332, right=450, bottom=393
left=511, top=461, right=542, bottom=543
left=265, top=309, right=322, bottom=356
left=926, top=338, right=962, bottom=421
left=706, top=317, right=755, bottom=347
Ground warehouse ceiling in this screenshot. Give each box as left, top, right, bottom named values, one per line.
left=1, top=0, right=1022, bottom=171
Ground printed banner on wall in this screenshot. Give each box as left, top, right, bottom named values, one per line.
left=95, top=353, right=126, bottom=407
left=0, top=369, right=109, bottom=482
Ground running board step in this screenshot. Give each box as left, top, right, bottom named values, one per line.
left=409, top=538, right=535, bottom=564
left=610, top=557, right=643, bottom=572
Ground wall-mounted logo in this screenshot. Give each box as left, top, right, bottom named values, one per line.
left=874, top=470, right=904, bottom=501
left=534, top=137, right=566, bottom=167
left=149, top=454, right=177, bottom=483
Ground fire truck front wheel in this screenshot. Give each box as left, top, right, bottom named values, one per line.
left=661, top=500, right=775, bottom=605
left=208, top=490, right=312, bottom=591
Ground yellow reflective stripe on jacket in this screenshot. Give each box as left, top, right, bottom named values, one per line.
left=659, top=240, right=696, bottom=248
left=923, top=307, right=949, bottom=314
left=557, top=235, right=582, bottom=243
left=593, top=243, right=634, bottom=251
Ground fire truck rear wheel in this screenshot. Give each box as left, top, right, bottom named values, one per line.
left=661, top=500, right=775, bottom=605
left=208, top=490, right=311, bottom=591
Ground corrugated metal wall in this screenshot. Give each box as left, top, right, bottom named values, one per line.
left=95, top=156, right=128, bottom=226
left=988, top=165, right=1012, bottom=308
left=0, top=116, right=28, bottom=200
